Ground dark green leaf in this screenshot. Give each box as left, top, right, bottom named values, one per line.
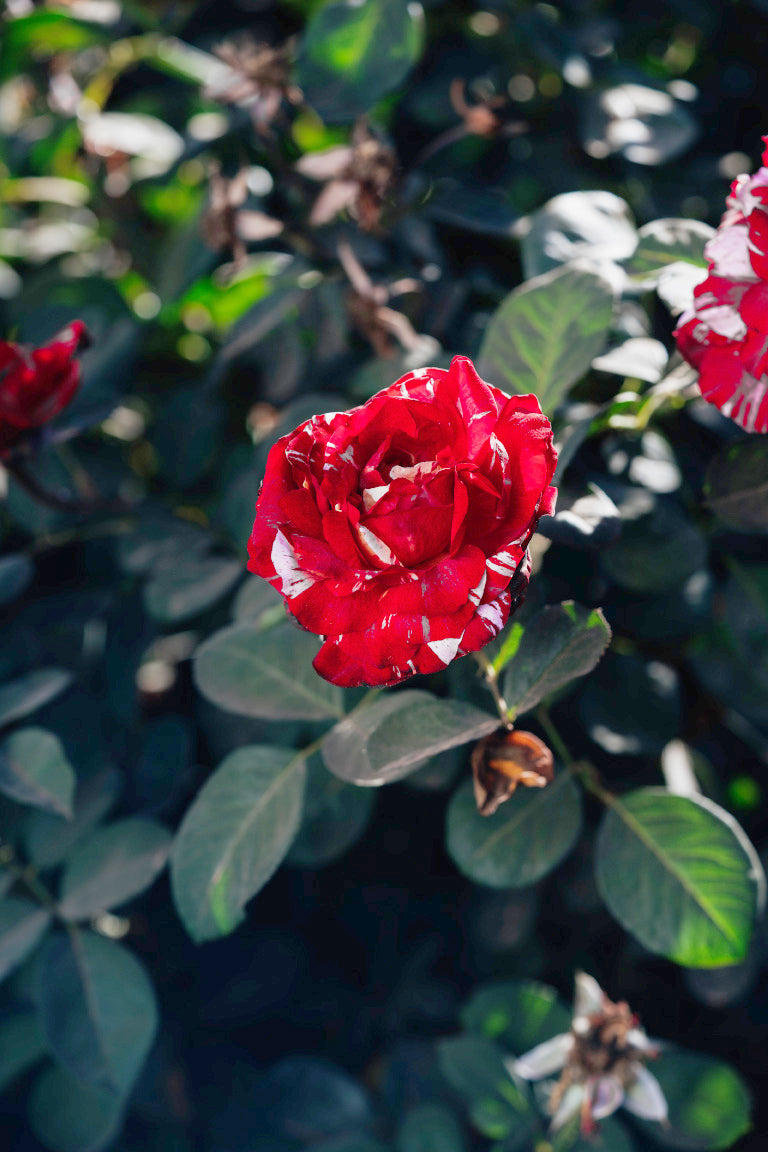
left=579, top=654, right=680, bottom=756
left=521, top=190, right=637, bottom=279
left=497, top=601, right=611, bottom=715
left=553, top=1116, right=636, bottom=1152
left=460, top=980, right=571, bottom=1055
left=23, top=766, right=122, bottom=870
left=704, top=437, right=768, bottom=533
left=194, top=621, right=344, bottom=721
left=170, top=745, right=306, bottom=942
left=322, top=691, right=497, bottom=785
left=0, top=553, right=33, bottom=606
left=144, top=555, right=243, bottom=625
left=233, top=577, right=285, bottom=627
left=38, top=929, right=157, bottom=1095
left=0, top=897, right=51, bottom=982
left=0, top=727, right=75, bottom=817
left=0, top=668, right=72, bottom=730
left=287, top=757, right=375, bottom=867
left=633, top=1049, right=750, bottom=1150
left=446, top=773, right=582, bottom=889
left=0, top=1011, right=48, bottom=1093
left=397, top=1103, right=466, bottom=1152
left=602, top=501, right=707, bottom=593
left=28, top=1065, right=123, bottom=1152
left=477, top=265, right=614, bottom=414
left=298, top=0, right=425, bottom=121
left=596, top=788, right=765, bottom=967
left=58, top=817, right=171, bottom=921
left=436, top=1035, right=536, bottom=1143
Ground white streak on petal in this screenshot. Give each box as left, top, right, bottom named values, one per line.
left=427, top=636, right=462, bottom=666
left=591, top=1075, right=624, bottom=1120
left=476, top=599, right=505, bottom=634
left=468, top=571, right=487, bottom=606
left=362, top=484, right=390, bottom=511
left=623, top=1066, right=668, bottom=1122
left=573, top=971, right=605, bottom=1019
left=512, top=1033, right=573, bottom=1081
left=354, top=523, right=398, bottom=566
left=486, top=550, right=518, bottom=578
left=270, top=530, right=316, bottom=598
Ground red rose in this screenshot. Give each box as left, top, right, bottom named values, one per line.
left=248, top=356, right=557, bottom=687
left=675, top=140, right=768, bottom=433
left=0, top=322, right=88, bottom=457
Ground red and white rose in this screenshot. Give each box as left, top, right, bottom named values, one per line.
left=675, top=140, right=768, bottom=432
left=0, top=322, right=88, bottom=457
left=248, top=355, right=557, bottom=687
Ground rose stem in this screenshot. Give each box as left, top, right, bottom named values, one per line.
left=473, top=651, right=514, bottom=728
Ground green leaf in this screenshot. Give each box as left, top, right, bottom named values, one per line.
left=595, top=788, right=765, bottom=967
left=553, top=1116, right=636, bottom=1152
left=233, top=577, right=285, bottom=627
left=287, top=756, right=375, bottom=867
left=626, top=218, right=714, bottom=278
left=0, top=553, right=33, bottom=606
left=170, top=745, right=307, bottom=942
left=0, top=727, right=75, bottom=818
left=22, top=766, right=121, bottom=870
left=28, top=1065, right=123, bottom=1152
left=58, top=817, right=171, bottom=921
left=460, top=980, right=571, bottom=1055
left=521, top=190, right=637, bottom=279
left=322, top=691, right=498, bottom=785
left=0, top=668, right=72, bottom=730
left=632, top=1049, right=750, bottom=1150
left=0, top=1011, right=48, bottom=1093
left=704, top=437, right=768, bottom=533
left=38, top=929, right=157, bottom=1095
left=298, top=0, right=425, bottom=122
left=446, top=773, right=582, bottom=889
left=194, top=621, right=343, bottom=721
left=144, top=555, right=243, bottom=625
left=477, top=265, right=614, bottom=414
left=397, top=1103, right=466, bottom=1152
left=0, top=897, right=51, bottom=982
left=497, top=601, right=611, bottom=715
left=436, top=1035, right=536, bottom=1143
left=579, top=654, right=681, bottom=756
left=602, top=502, right=707, bottom=594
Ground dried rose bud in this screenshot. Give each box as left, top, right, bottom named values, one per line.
left=296, top=121, right=396, bottom=232
left=472, top=728, right=554, bottom=816
left=206, top=38, right=301, bottom=134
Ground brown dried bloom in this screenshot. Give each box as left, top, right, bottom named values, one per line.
left=205, top=37, right=301, bottom=134
left=337, top=240, right=423, bottom=358
left=472, top=727, right=553, bottom=816
left=512, top=973, right=667, bottom=1136
left=296, top=121, right=397, bottom=232
left=201, top=165, right=282, bottom=265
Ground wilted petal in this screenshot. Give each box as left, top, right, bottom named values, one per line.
left=512, top=1033, right=572, bottom=1080
left=573, top=971, right=605, bottom=1020
left=623, top=1065, right=668, bottom=1122
left=550, top=1084, right=584, bottom=1132
left=591, top=1075, right=624, bottom=1120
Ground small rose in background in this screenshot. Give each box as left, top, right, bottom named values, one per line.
left=0, top=322, right=88, bottom=458
left=248, top=356, right=557, bottom=687
left=511, top=971, right=668, bottom=1135
left=675, top=139, right=768, bottom=432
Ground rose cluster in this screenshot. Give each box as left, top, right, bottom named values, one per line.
left=249, top=356, right=557, bottom=687
left=0, top=323, right=88, bottom=457
left=675, top=141, right=768, bottom=433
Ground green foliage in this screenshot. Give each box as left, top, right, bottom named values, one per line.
left=436, top=1035, right=537, bottom=1145
left=446, top=773, right=582, bottom=889
left=0, top=897, right=51, bottom=982
left=635, top=1050, right=751, bottom=1150
left=0, top=727, right=75, bottom=818
left=459, top=980, right=571, bottom=1055
left=478, top=265, right=615, bottom=413
left=57, top=817, right=171, bottom=920
left=704, top=437, right=768, bottom=533
left=595, top=789, right=765, bottom=967
left=171, top=745, right=307, bottom=941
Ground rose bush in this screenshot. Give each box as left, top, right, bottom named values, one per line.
left=248, top=355, right=557, bottom=686
left=675, top=141, right=768, bottom=432
left=0, top=322, right=88, bottom=456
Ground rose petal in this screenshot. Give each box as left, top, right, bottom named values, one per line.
left=512, top=1033, right=573, bottom=1080
left=623, top=1066, right=668, bottom=1122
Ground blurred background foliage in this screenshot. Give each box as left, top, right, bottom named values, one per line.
left=2, top=0, right=768, bottom=1150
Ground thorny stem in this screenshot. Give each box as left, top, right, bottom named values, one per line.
left=474, top=651, right=514, bottom=728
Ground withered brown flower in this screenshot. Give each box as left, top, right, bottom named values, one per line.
left=471, top=727, right=554, bottom=816
left=295, top=121, right=396, bottom=232
left=205, top=37, right=301, bottom=134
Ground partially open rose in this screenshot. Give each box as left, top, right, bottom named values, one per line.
left=0, top=322, right=88, bottom=457
left=248, top=356, right=557, bottom=687
left=675, top=140, right=768, bottom=432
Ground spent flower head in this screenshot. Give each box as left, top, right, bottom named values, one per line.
left=511, top=972, right=668, bottom=1136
